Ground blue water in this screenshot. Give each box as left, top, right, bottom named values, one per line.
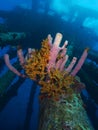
left=0, top=0, right=98, bottom=130
left=0, top=79, right=39, bottom=130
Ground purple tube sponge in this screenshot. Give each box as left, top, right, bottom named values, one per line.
left=4, top=54, right=26, bottom=78
left=47, top=33, right=68, bottom=71
left=17, top=49, right=25, bottom=66
left=71, top=48, right=89, bottom=76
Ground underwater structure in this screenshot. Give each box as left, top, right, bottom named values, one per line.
left=0, top=32, right=26, bottom=47
left=4, top=32, right=94, bottom=130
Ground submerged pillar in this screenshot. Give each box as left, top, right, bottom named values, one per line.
left=38, top=93, right=94, bottom=130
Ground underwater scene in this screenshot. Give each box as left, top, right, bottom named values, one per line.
left=0, top=0, right=98, bottom=130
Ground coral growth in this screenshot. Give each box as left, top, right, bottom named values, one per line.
left=24, top=33, right=88, bottom=100
left=4, top=33, right=89, bottom=100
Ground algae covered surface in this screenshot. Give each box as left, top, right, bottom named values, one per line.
left=39, top=93, right=94, bottom=130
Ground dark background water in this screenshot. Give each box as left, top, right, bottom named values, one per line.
left=0, top=0, right=98, bottom=130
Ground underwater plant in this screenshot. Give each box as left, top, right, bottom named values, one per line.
left=4, top=33, right=89, bottom=100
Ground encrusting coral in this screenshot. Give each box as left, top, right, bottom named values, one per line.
left=24, top=37, right=74, bottom=100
